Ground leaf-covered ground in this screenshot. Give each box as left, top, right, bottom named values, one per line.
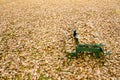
left=0, top=0, right=120, bottom=80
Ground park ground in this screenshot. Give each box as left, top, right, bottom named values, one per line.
left=0, top=0, right=120, bottom=80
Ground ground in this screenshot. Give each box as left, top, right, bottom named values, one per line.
left=0, top=0, right=120, bottom=80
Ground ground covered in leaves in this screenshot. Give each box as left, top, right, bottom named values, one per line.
left=0, top=0, right=120, bottom=80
